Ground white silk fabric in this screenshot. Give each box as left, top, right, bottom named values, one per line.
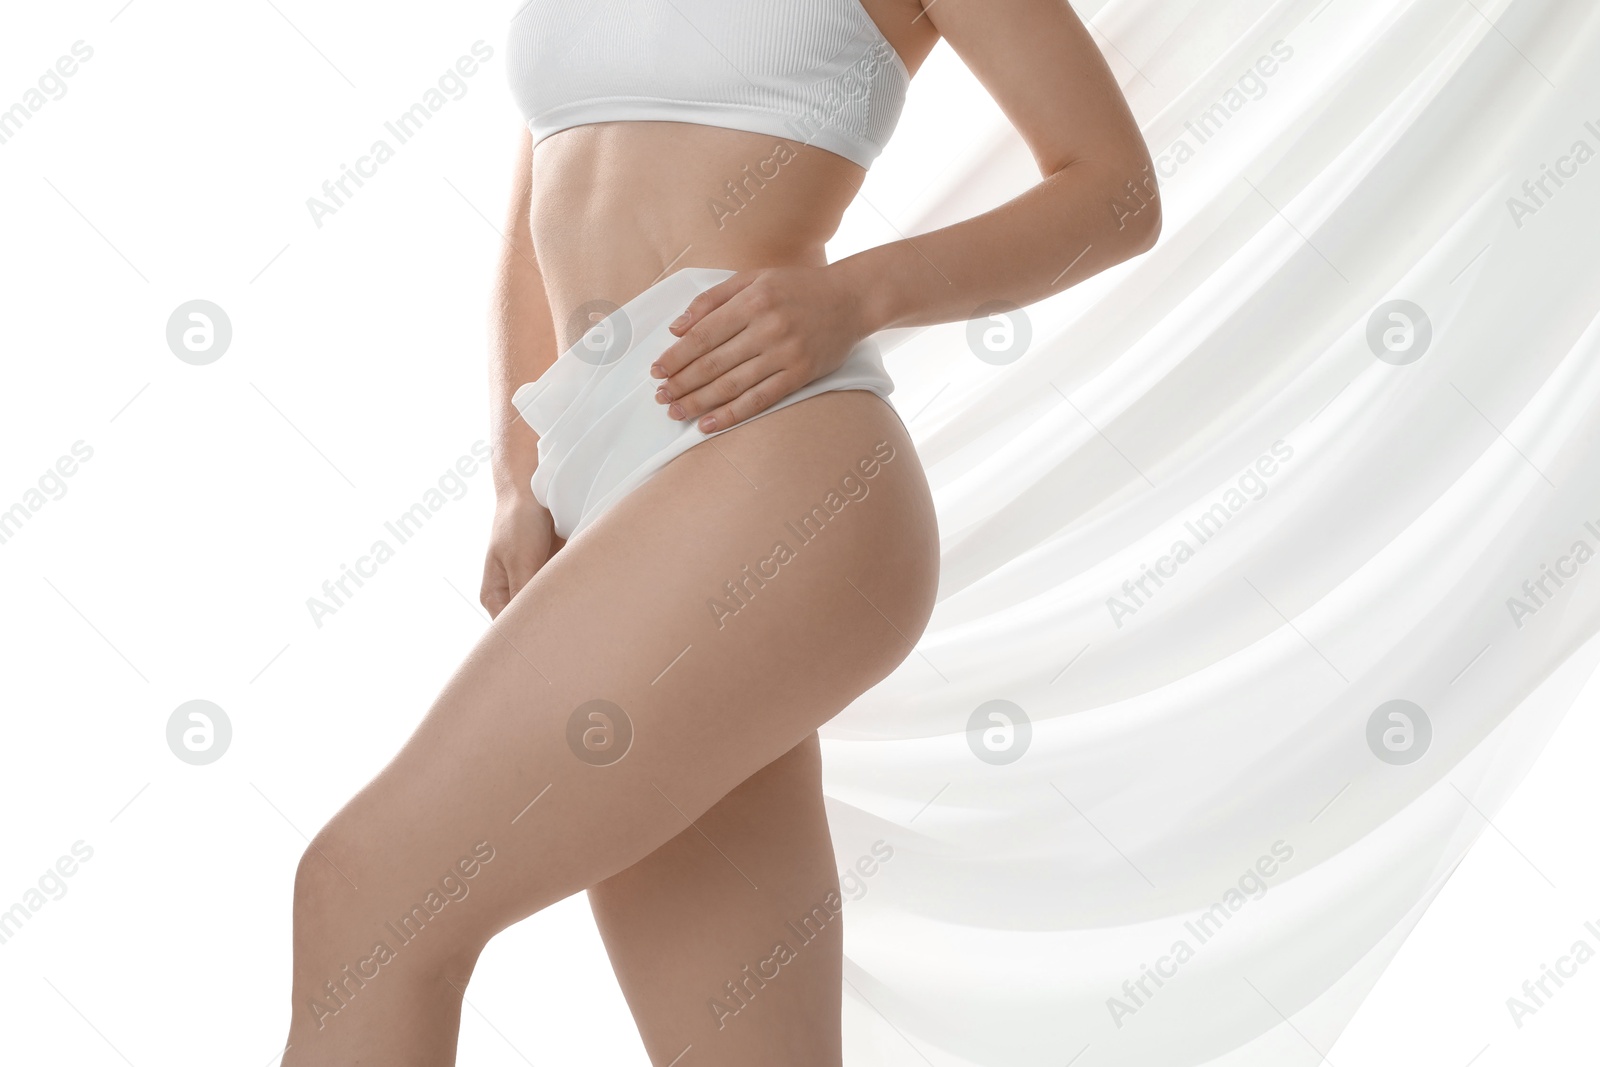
left=821, top=0, right=1600, bottom=1062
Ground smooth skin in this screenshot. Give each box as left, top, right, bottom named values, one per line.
left=283, top=0, right=1159, bottom=1064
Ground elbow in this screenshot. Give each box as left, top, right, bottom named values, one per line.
left=1128, top=191, right=1161, bottom=254
left=1046, top=153, right=1162, bottom=287
left=1107, top=156, right=1161, bottom=257
left=1062, top=149, right=1161, bottom=259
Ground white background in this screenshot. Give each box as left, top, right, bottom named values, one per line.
left=1, top=0, right=1596, bottom=1064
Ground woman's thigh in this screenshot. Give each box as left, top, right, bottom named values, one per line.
left=589, top=733, right=843, bottom=1065
left=290, top=390, right=936, bottom=1029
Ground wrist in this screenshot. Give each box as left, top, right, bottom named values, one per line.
left=493, top=476, right=538, bottom=505
left=827, top=251, right=900, bottom=337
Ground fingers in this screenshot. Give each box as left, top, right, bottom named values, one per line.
left=652, top=273, right=756, bottom=380
left=647, top=269, right=811, bottom=431
left=661, top=348, right=774, bottom=427
left=506, top=557, right=537, bottom=603
left=480, top=557, right=511, bottom=619
left=655, top=332, right=764, bottom=413
left=482, top=549, right=549, bottom=619
left=685, top=370, right=793, bottom=434
left=667, top=272, right=754, bottom=335
left=652, top=313, right=748, bottom=383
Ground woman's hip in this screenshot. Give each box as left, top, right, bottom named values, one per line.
left=550, top=384, right=940, bottom=690
left=513, top=266, right=904, bottom=542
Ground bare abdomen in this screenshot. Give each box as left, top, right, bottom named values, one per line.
left=528, top=120, right=866, bottom=347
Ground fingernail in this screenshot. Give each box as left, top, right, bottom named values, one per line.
left=699, top=416, right=717, bottom=433
left=668, top=403, right=685, bottom=419
left=669, top=313, right=689, bottom=330
left=655, top=387, right=670, bottom=403
left=650, top=363, right=666, bottom=378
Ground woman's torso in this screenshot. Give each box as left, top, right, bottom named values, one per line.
left=507, top=0, right=936, bottom=349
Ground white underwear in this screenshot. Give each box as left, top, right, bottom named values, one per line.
left=513, top=267, right=896, bottom=540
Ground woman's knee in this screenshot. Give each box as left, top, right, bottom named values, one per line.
left=293, top=827, right=352, bottom=918
left=290, top=826, right=488, bottom=985
left=290, top=830, right=372, bottom=976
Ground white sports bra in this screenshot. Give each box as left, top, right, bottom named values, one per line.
left=505, top=0, right=910, bottom=169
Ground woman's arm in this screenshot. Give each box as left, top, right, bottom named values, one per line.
left=835, top=0, right=1161, bottom=333
left=480, top=127, right=563, bottom=618
left=652, top=0, right=1160, bottom=432
left=488, top=127, right=556, bottom=500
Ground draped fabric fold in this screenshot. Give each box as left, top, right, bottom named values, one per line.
left=823, top=1, right=1600, bottom=1061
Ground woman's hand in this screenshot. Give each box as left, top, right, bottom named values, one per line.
left=479, top=493, right=564, bottom=619
left=650, top=264, right=874, bottom=433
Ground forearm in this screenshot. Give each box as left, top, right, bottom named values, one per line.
left=833, top=154, right=1160, bottom=335
left=488, top=127, right=559, bottom=501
